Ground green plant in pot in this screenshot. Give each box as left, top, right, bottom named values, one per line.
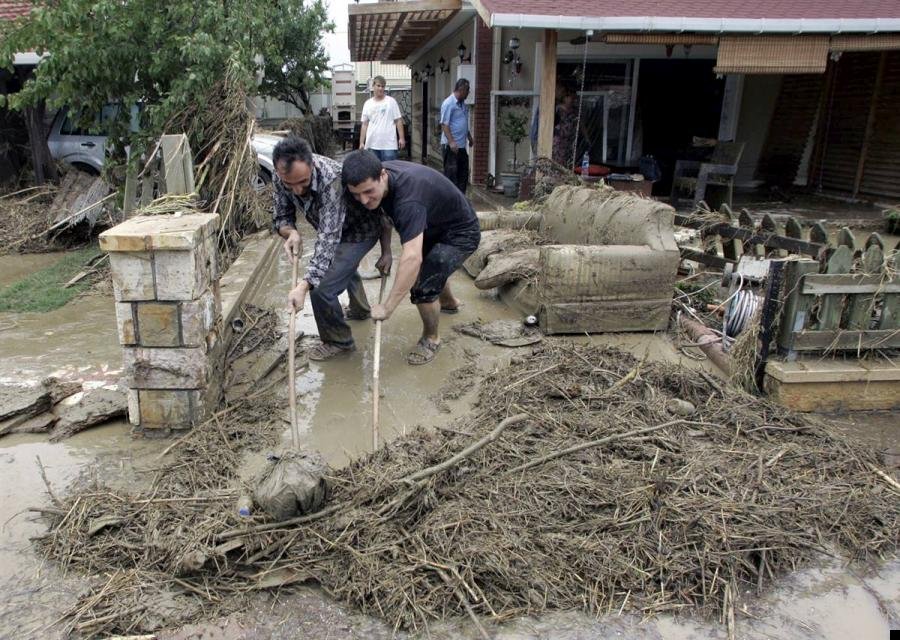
left=498, top=110, right=528, bottom=197
left=885, top=207, right=900, bottom=236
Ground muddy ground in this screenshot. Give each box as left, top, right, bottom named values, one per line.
left=1, top=235, right=898, bottom=639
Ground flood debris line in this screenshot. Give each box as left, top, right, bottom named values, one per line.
left=36, top=393, right=286, bottom=637
left=36, top=343, right=898, bottom=637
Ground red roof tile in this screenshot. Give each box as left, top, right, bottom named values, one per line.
left=0, top=1, right=31, bottom=21
left=478, top=0, right=900, bottom=21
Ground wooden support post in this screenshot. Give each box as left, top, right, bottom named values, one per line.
left=537, top=30, right=558, bottom=160
left=853, top=51, right=887, bottom=198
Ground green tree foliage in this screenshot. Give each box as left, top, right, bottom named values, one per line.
left=0, top=0, right=332, bottom=157
left=258, top=0, right=334, bottom=114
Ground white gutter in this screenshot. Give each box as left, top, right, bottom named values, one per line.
left=488, top=14, right=900, bottom=33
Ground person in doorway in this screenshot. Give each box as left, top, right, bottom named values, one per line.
left=552, top=85, right=580, bottom=168
left=439, top=78, right=473, bottom=194
left=274, top=136, right=392, bottom=361
left=359, top=75, right=405, bottom=161
left=341, top=150, right=481, bottom=365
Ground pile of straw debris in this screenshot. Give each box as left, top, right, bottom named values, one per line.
left=37, top=343, right=898, bottom=637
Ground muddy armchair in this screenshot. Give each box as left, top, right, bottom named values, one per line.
left=467, top=186, right=679, bottom=334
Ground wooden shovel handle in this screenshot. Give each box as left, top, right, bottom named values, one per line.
left=288, top=253, right=300, bottom=449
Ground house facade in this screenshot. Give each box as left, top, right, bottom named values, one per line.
left=348, top=0, right=900, bottom=201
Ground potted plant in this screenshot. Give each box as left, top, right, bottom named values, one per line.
left=885, top=207, right=900, bottom=235
left=498, top=110, right=528, bottom=197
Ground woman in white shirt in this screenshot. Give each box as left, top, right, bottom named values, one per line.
left=359, top=76, right=406, bottom=161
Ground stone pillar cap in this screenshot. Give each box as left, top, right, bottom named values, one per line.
left=100, top=213, right=220, bottom=252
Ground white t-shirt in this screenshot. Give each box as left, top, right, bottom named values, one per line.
left=361, top=95, right=402, bottom=150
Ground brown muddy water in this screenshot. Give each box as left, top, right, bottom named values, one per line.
left=1, top=247, right=898, bottom=639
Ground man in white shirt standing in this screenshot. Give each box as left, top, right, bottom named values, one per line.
left=359, top=75, right=406, bottom=161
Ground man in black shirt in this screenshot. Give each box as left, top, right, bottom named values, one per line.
left=341, top=150, right=481, bottom=365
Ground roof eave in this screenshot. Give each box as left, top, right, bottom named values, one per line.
left=487, top=14, right=900, bottom=33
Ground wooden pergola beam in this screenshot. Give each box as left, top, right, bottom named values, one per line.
left=348, top=0, right=459, bottom=18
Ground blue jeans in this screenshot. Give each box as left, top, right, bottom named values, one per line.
left=370, top=149, right=398, bottom=162
left=310, top=239, right=377, bottom=347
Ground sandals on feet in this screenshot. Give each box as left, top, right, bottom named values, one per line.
left=440, top=304, right=461, bottom=314
left=407, top=337, right=441, bottom=365
left=308, top=342, right=355, bottom=361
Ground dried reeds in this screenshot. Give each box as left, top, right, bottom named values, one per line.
left=36, top=343, right=899, bottom=637
left=0, top=185, right=59, bottom=254
left=164, top=67, right=267, bottom=267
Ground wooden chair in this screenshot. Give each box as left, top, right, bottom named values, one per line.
left=671, top=141, right=745, bottom=209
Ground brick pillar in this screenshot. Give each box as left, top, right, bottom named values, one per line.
left=472, top=16, right=493, bottom=186
left=99, top=214, right=223, bottom=433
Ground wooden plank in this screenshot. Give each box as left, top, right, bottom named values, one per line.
left=675, top=215, right=824, bottom=257
left=123, top=166, right=138, bottom=216
left=802, top=272, right=900, bottom=295
left=879, top=252, right=900, bottom=330
left=865, top=232, right=884, bottom=250
left=791, top=329, right=900, bottom=351
left=537, top=30, right=558, bottom=159
left=764, top=377, right=900, bottom=411
left=160, top=134, right=190, bottom=195
left=761, top=213, right=787, bottom=257
left=754, top=260, right=785, bottom=391
left=377, top=12, right=406, bottom=60
left=816, top=245, right=853, bottom=330
left=776, top=259, right=819, bottom=355
left=766, top=359, right=900, bottom=383
left=719, top=202, right=744, bottom=262
left=846, top=244, right=884, bottom=329
left=810, top=221, right=829, bottom=245
left=785, top=216, right=803, bottom=239
left=140, top=172, right=154, bottom=206
left=836, top=226, right=856, bottom=251
left=679, top=246, right=734, bottom=269
left=348, top=1, right=460, bottom=19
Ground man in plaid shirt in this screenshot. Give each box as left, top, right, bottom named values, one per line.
left=273, top=136, right=392, bottom=360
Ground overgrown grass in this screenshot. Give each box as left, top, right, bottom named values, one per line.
left=0, top=247, right=102, bottom=312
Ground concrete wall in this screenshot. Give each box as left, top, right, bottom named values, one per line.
left=254, top=92, right=331, bottom=121
left=733, top=74, right=782, bottom=188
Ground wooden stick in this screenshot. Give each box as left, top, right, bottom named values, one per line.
left=372, top=275, right=388, bottom=450
left=870, top=464, right=900, bottom=494
left=504, top=419, right=684, bottom=476
left=288, top=253, right=300, bottom=449
left=404, top=413, right=529, bottom=484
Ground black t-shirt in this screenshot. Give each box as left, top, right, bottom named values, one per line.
left=380, top=161, right=477, bottom=245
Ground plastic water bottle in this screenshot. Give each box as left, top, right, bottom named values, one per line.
left=581, top=152, right=590, bottom=177
left=237, top=494, right=253, bottom=517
